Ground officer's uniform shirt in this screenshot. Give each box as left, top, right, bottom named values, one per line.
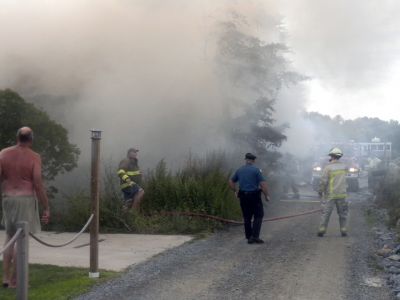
left=231, top=164, right=265, bottom=192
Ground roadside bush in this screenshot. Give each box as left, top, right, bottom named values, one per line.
left=371, top=166, right=400, bottom=227
left=49, top=190, right=90, bottom=232
left=53, top=152, right=242, bottom=234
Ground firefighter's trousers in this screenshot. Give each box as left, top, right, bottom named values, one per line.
left=318, top=198, right=348, bottom=233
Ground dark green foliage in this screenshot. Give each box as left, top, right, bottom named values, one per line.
left=217, top=21, right=303, bottom=96
left=371, top=168, right=400, bottom=227
left=0, top=89, right=80, bottom=180
left=216, top=16, right=305, bottom=168
left=143, top=157, right=241, bottom=220
left=50, top=190, right=90, bottom=232
left=306, top=112, right=400, bottom=158
left=53, top=153, right=242, bottom=234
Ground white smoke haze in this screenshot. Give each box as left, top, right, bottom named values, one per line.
left=281, top=0, right=400, bottom=88
left=1, top=0, right=229, bottom=166
left=3, top=0, right=398, bottom=181
left=0, top=0, right=297, bottom=171
left=279, top=0, right=400, bottom=120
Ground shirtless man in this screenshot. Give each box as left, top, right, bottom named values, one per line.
left=0, top=127, right=50, bottom=288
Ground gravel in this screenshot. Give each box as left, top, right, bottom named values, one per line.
left=75, top=187, right=393, bottom=300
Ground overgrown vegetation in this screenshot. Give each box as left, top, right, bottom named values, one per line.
left=306, top=112, right=400, bottom=156
left=216, top=14, right=305, bottom=169
left=369, top=164, right=400, bottom=228
left=0, top=89, right=80, bottom=181
left=0, top=262, right=118, bottom=300
left=50, top=153, right=242, bottom=234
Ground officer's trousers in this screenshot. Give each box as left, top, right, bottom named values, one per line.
left=319, top=198, right=349, bottom=233
left=239, top=190, right=264, bottom=239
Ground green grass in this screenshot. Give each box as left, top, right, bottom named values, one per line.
left=0, top=262, right=118, bottom=300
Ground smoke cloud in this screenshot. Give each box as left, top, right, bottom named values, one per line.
left=1, top=0, right=298, bottom=169
left=281, top=0, right=400, bottom=89
left=4, top=0, right=395, bottom=172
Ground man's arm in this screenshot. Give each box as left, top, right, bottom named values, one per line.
left=117, top=160, right=136, bottom=186
left=260, top=181, right=270, bottom=201
left=256, top=169, right=270, bottom=201
left=318, top=167, right=329, bottom=198
left=228, top=179, right=239, bottom=199
left=32, top=155, right=50, bottom=224
left=228, top=179, right=236, bottom=192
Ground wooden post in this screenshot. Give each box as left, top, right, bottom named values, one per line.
left=16, top=221, right=29, bottom=300
left=89, top=129, right=102, bottom=278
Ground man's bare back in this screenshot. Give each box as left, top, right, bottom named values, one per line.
left=0, top=127, right=50, bottom=288
left=0, top=145, right=43, bottom=196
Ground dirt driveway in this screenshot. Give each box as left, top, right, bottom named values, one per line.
left=76, top=184, right=393, bottom=300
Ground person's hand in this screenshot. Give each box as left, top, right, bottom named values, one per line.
left=234, top=191, right=239, bottom=198
left=265, top=194, right=271, bottom=202
left=41, top=208, right=50, bottom=224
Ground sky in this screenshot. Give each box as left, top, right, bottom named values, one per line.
left=1, top=0, right=400, bottom=168
left=279, top=0, right=400, bottom=121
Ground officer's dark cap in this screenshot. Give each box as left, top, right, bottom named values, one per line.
left=245, top=153, right=257, bottom=160
left=127, top=148, right=139, bottom=155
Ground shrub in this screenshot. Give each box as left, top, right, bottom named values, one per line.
left=53, top=152, right=242, bottom=234
left=371, top=166, right=400, bottom=227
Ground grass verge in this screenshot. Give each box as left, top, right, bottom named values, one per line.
left=0, top=262, right=118, bottom=300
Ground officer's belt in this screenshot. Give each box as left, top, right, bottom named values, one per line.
left=239, top=190, right=260, bottom=195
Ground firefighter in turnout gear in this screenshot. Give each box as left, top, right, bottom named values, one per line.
left=118, top=148, right=145, bottom=210
left=317, top=147, right=349, bottom=237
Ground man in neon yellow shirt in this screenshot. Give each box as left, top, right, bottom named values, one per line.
left=317, top=147, right=348, bottom=237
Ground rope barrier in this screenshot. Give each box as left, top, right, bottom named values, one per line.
left=29, top=214, right=94, bottom=248
left=161, top=208, right=323, bottom=225
left=0, top=228, right=22, bottom=255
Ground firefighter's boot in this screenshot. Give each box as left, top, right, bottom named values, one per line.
left=317, top=227, right=326, bottom=237
left=341, top=227, right=348, bottom=237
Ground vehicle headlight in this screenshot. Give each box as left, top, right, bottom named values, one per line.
left=348, top=167, right=358, bottom=173
left=313, top=166, right=322, bottom=172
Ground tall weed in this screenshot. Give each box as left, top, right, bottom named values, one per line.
left=53, top=152, right=241, bottom=233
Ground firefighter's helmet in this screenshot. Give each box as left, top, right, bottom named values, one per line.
left=328, top=147, right=343, bottom=158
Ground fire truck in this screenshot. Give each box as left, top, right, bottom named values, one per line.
left=310, top=139, right=391, bottom=193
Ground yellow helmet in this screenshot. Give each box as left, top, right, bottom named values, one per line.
left=328, top=147, right=343, bottom=158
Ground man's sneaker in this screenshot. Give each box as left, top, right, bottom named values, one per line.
left=247, top=237, right=255, bottom=244
left=317, top=232, right=324, bottom=237
left=341, top=232, right=348, bottom=237
left=253, top=238, right=264, bottom=244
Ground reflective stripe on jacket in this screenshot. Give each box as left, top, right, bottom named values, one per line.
left=117, top=158, right=142, bottom=190
left=319, top=161, right=347, bottom=200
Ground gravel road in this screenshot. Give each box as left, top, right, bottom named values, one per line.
left=76, top=186, right=393, bottom=300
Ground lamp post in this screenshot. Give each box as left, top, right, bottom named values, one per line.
left=89, top=129, right=101, bottom=278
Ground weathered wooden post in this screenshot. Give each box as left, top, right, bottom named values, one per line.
left=89, top=129, right=102, bottom=278
left=16, top=221, right=29, bottom=300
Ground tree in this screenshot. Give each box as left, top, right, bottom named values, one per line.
left=305, top=112, right=400, bottom=158
left=0, top=89, right=80, bottom=180
left=216, top=15, right=304, bottom=166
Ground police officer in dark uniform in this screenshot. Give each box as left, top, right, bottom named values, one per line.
left=229, top=153, right=270, bottom=244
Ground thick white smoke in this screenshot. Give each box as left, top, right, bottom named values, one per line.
left=280, top=0, right=400, bottom=120
left=1, top=0, right=304, bottom=169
